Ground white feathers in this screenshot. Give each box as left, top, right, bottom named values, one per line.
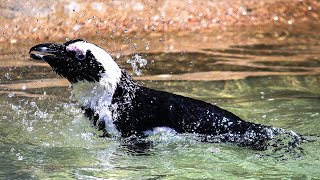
left=67, top=41, right=122, bottom=136
left=72, top=81, right=120, bottom=136
left=144, top=127, right=177, bottom=136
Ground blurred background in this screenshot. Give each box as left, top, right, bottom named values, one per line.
left=1, top=0, right=319, bottom=45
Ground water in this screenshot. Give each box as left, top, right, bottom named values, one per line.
left=0, top=32, right=320, bottom=179
left=126, top=54, right=148, bottom=76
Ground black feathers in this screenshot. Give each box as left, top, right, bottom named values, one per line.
left=49, top=50, right=105, bottom=83
left=110, top=70, right=277, bottom=150
left=64, top=39, right=86, bottom=46
left=30, top=41, right=106, bottom=83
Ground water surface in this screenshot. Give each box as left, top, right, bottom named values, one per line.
left=0, top=32, right=320, bottom=179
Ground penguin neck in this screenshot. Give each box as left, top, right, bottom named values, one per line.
left=111, top=70, right=139, bottom=104
left=71, top=69, right=137, bottom=110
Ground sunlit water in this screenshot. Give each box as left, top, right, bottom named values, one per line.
left=0, top=33, right=320, bottom=179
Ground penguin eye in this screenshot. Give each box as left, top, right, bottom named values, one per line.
left=75, top=53, right=86, bottom=60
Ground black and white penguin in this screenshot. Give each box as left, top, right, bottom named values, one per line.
left=29, top=39, right=297, bottom=150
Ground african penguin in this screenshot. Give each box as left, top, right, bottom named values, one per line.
left=29, top=39, right=294, bottom=150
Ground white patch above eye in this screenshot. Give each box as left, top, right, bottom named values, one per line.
left=66, top=43, right=86, bottom=55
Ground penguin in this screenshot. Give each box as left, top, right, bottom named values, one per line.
left=29, top=39, right=297, bottom=150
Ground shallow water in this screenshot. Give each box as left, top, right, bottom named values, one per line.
left=0, top=33, right=320, bottom=179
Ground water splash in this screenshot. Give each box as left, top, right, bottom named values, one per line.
left=126, top=54, right=147, bottom=76
left=30, top=101, right=48, bottom=119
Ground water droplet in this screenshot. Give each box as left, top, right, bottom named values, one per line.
left=4, top=73, right=10, bottom=79
left=18, top=156, right=24, bottom=160
left=30, top=101, right=37, bottom=107
left=42, top=142, right=50, bottom=147
left=34, top=110, right=48, bottom=119
left=127, top=54, right=147, bottom=76
left=8, top=92, right=15, bottom=97
left=16, top=153, right=24, bottom=160
left=131, top=43, right=137, bottom=49
left=10, top=39, right=17, bottom=44
left=73, top=24, right=82, bottom=32
left=27, top=127, right=34, bottom=132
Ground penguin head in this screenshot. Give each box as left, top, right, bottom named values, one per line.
left=29, top=39, right=121, bottom=84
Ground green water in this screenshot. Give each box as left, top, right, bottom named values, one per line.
left=0, top=34, right=320, bottom=179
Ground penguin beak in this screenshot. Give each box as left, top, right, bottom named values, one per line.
left=29, top=43, right=66, bottom=61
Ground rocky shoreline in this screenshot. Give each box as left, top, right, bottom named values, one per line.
left=0, top=0, right=319, bottom=44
